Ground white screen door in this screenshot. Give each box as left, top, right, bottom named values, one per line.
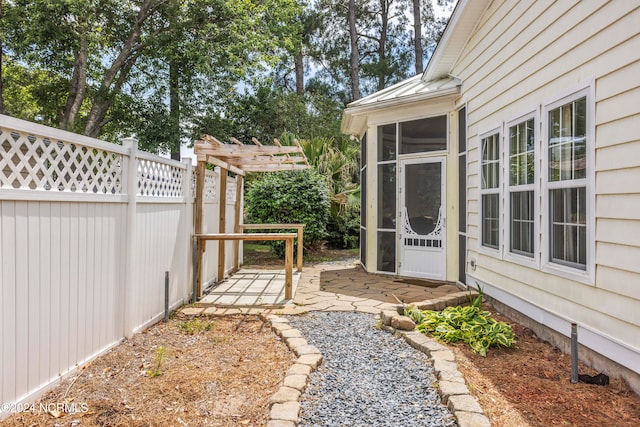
left=399, top=157, right=446, bottom=279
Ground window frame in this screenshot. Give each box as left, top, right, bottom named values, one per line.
left=504, top=112, right=539, bottom=269
left=478, top=127, right=502, bottom=256
left=541, top=84, right=595, bottom=285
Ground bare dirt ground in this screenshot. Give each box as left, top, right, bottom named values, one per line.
left=3, top=246, right=639, bottom=427
left=1, top=314, right=294, bottom=427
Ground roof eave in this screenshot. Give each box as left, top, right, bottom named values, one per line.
left=341, top=85, right=460, bottom=136
left=422, top=0, right=491, bottom=81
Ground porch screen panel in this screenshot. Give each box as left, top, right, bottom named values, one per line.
left=360, top=133, right=367, bottom=268
left=377, top=231, right=396, bottom=272
left=399, top=115, right=447, bottom=154
left=377, top=124, right=397, bottom=273
left=378, top=124, right=396, bottom=161
left=360, top=133, right=367, bottom=229
left=360, top=227, right=367, bottom=268
left=377, top=164, right=396, bottom=229
left=458, top=106, right=467, bottom=283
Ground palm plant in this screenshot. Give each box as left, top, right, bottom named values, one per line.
left=300, top=135, right=361, bottom=248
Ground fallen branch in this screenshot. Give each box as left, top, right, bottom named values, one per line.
left=63, top=363, right=91, bottom=399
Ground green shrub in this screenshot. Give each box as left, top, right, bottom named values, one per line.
left=405, top=289, right=517, bottom=356
left=326, top=205, right=360, bottom=249
left=245, top=170, right=330, bottom=257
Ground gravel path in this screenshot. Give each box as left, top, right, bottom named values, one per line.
left=289, top=311, right=457, bottom=427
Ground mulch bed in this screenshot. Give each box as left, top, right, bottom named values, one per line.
left=1, top=314, right=294, bottom=427
left=450, top=304, right=640, bottom=427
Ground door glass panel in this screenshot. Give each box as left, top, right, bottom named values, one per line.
left=404, top=162, right=441, bottom=235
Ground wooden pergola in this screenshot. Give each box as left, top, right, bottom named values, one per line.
left=192, top=134, right=309, bottom=300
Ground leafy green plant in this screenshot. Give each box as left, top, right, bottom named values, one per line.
left=147, top=346, right=171, bottom=377
left=405, top=289, right=517, bottom=356
left=245, top=169, right=330, bottom=257
left=178, top=318, right=214, bottom=335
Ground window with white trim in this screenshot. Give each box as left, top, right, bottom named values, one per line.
left=480, top=132, right=500, bottom=250
left=508, top=118, right=535, bottom=257
left=546, top=96, right=587, bottom=270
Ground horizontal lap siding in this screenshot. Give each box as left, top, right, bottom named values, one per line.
left=455, top=0, right=640, bottom=358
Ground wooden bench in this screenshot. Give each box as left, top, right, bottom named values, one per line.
left=194, top=233, right=297, bottom=299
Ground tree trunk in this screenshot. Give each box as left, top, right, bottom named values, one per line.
left=377, top=0, right=389, bottom=91
left=348, top=0, right=361, bottom=101
left=295, top=50, right=304, bottom=96
left=413, top=0, right=423, bottom=74
left=169, top=58, right=180, bottom=160
left=83, top=0, right=155, bottom=138
left=60, top=35, right=88, bottom=130
left=0, top=0, right=5, bottom=115
left=0, top=36, right=4, bottom=115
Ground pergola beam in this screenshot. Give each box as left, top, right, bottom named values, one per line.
left=241, top=164, right=310, bottom=172
left=192, top=133, right=310, bottom=299
left=196, top=154, right=245, bottom=176
left=194, top=143, right=303, bottom=156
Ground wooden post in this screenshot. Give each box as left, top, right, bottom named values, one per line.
left=217, top=168, right=228, bottom=282
left=285, top=237, right=293, bottom=299
left=194, top=160, right=206, bottom=298
left=233, top=174, right=243, bottom=271
left=296, top=225, right=304, bottom=272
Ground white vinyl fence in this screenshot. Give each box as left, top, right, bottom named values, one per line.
left=0, top=115, right=237, bottom=415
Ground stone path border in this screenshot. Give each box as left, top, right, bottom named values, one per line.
left=180, top=262, right=491, bottom=426
left=258, top=290, right=489, bottom=427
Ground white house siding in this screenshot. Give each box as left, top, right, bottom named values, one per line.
left=452, top=0, right=640, bottom=381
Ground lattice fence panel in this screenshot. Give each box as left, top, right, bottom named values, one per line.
left=0, top=128, right=123, bottom=193
left=227, top=181, right=237, bottom=203
left=137, top=159, right=184, bottom=197
left=204, top=170, right=217, bottom=200
left=190, top=171, right=196, bottom=200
